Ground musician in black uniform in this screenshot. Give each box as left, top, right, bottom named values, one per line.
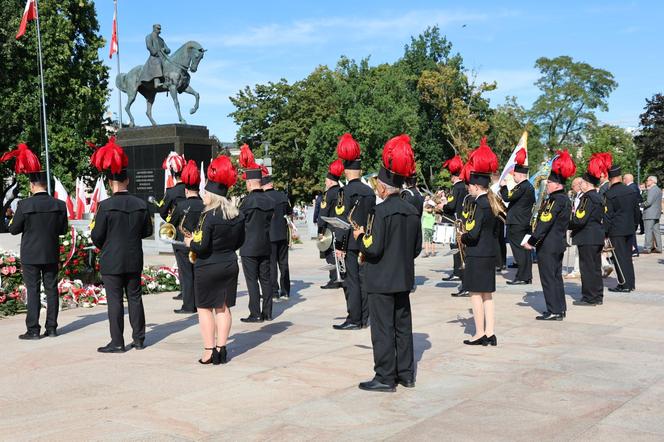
left=238, top=145, right=275, bottom=322
left=439, top=155, right=469, bottom=296
left=353, top=134, right=421, bottom=392
left=570, top=155, right=606, bottom=306
left=169, top=160, right=205, bottom=314
left=524, top=150, right=575, bottom=321
left=604, top=165, right=640, bottom=292
left=318, top=159, right=345, bottom=289
left=3, top=144, right=68, bottom=340
left=459, top=140, right=499, bottom=346
left=185, top=155, right=245, bottom=365
left=262, top=169, right=293, bottom=301
left=90, top=139, right=153, bottom=352
left=500, top=148, right=535, bottom=285
left=158, top=152, right=186, bottom=301
left=334, top=133, right=376, bottom=330
left=401, top=173, right=424, bottom=217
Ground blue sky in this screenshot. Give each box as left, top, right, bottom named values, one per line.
left=96, top=0, right=663, bottom=140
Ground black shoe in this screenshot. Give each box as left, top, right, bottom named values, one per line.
left=262, top=313, right=273, bottom=321
left=451, top=290, right=470, bottom=297
left=18, top=331, right=41, bottom=340
left=496, top=267, right=503, bottom=273
left=174, top=308, right=196, bottom=314
left=199, top=347, right=216, bottom=365
left=608, top=286, right=633, bottom=293
left=536, top=312, right=565, bottom=321
left=97, top=342, right=126, bottom=353
left=240, top=316, right=264, bottom=323
left=358, top=378, right=396, bottom=392
left=573, top=300, right=602, bottom=306
left=508, top=263, right=519, bottom=268
left=42, top=329, right=57, bottom=338
left=320, top=281, right=342, bottom=289
left=486, top=335, right=497, bottom=346
left=172, top=293, right=183, bottom=300
left=130, top=340, right=145, bottom=350
left=397, top=378, right=416, bottom=388
left=463, top=335, right=488, bottom=346
left=506, top=279, right=532, bottom=285
left=213, top=345, right=228, bottom=365
left=333, top=321, right=361, bottom=330
left=442, top=274, right=461, bottom=281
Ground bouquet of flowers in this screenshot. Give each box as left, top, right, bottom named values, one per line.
left=58, top=228, right=101, bottom=284
left=141, top=266, right=180, bottom=294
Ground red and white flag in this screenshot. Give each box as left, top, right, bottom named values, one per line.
left=74, top=178, right=88, bottom=220
left=199, top=161, right=206, bottom=193
left=109, top=6, right=118, bottom=59
left=53, top=177, right=75, bottom=220
left=16, top=0, right=37, bottom=39
left=89, top=177, right=108, bottom=214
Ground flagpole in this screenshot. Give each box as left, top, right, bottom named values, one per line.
left=114, top=0, right=123, bottom=127
left=34, top=0, right=52, bottom=194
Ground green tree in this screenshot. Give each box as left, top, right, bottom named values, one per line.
left=634, top=93, right=664, bottom=184
left=582, top=124, right=637, bottom=177
left=0, top=0, right=110, bottom=192
left=530, top=56, right=617, bottom=150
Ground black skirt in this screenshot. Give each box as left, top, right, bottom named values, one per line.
left=194, top=260, right=239, bottom=308
left=464, top=256, right=496, bottom=293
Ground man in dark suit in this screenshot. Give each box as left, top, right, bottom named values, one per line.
left=91, top=139, right=153, bottom=353
left=623, top=173, right=642, bottom=256
left=401, top=173, right=424, bottom=217
left=318, top=159, right=345, bottom=289
left=263, top=169, right=293, bottom=301
left=4, top=144, right=68, bottom=339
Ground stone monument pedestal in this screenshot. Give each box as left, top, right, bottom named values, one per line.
left=116, top=124, right=215, bottom=201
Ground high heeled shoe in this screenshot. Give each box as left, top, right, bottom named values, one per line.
left=463, top=335, right=488, bottom=346
left=199, top=347, right=216, bottom=365
left=485, top=335, right=497, bottom=346
left=214, top=345, right=228, bottom=365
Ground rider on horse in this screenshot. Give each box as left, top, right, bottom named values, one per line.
left=139, top=24, right=171, bottom=89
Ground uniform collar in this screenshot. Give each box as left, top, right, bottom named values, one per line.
left=475, top=191, right=487, bottom=200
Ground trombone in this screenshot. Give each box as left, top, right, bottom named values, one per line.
left=603, top=238, right=626, bottom=286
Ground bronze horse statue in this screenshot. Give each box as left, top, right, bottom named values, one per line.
left=116, top=41, right=206, bottom=127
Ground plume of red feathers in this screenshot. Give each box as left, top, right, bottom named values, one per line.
left=442, top=155, right=464, bottom=175
left=382, top=134, right=415, bottom=176
left=514, top=147, right=527, bottom=166
left=239, top=144, right=259, bottom=169
left=468, top=137, right=498, bottom=174
left=328, top=159, right=344, bottom=177
left=598, top=152, right=612, bottom=176
left=181, top=160, right=200, bottom=187
left=0, top=143, right=41, bottom=174
left=336, top=133, right=361, bottom=161
left=90, top=137, right=128, bottom=174
left=551, top=149, right=576, bottom=179
left=459, top=161, right=474, bottom=184
left=587, top=153, right=606, bottom=179
left=207, top=155, right=237, bottom=188
left=162, top=152, right=185, bottom=173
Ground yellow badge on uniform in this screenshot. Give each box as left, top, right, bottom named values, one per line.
left=461, top=210, right=468, bottom=219
left=362, top=234, right=373, bottom=248
left=508, top=189, right=514, bottom=198
left=320, top=200, right=327, bottom=209
left=156, top=199, right=164, bottom=208
left=193, top=230, right=203, bottom=243
left=604, top=206, right=607, bottom=213
left=89, top=218, right=95, bottom=230
left=465, top=220, right=475, bottom=231
left=540, top=212, right=553, bottom=222
left=166, top=214, right=172, bottom=223
left=447, top=195, right=454, bottom=203
left=575, top=209, right=586, bottom=219
left=335, top=205, right=345, bottom=216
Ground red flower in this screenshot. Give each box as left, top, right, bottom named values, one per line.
left=95, top=264, right=100, bottom=270
left=0, top=295, right=6, bottom=303
left=59, top=246, right=65, bottom=253
left=73, top=259, right=79, bottom=266
left=65, top=269, right=71, bottom=275
left=8, top=292, right=19, bottom=299
left=7, top=256, right=15, bottom=263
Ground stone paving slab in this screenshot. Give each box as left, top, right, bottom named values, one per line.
left=1, top=239, right=664, bottom=441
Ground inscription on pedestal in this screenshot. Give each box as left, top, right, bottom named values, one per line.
left=134, top=169, right=156, bottom=194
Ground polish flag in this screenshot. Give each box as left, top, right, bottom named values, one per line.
left=199, top=161, right=206, bottom=194
left=89, top=177, right=108, bottom=214
left=164, top=169, right=175, bottom=192
left=16, top=0, right=37, bottom=39
left=53, top=177, right=75, bottom=220
left=74, top=178, right=87, bottom=219
left=109, top=7, right=118, bottom=59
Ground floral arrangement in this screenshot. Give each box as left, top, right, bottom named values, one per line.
left=0, top=251, right=26, bottom=316
left=58, top=228, right=101, bottom=283
left=142, top=267, right=180, bottom=294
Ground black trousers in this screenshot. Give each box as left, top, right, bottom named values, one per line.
left=325, top=248, right=337, bottom=282
left=508, top=225, right=533, bottom=281
left=368, top=291, right=414, bottom=385
left=628, top=234, right=638, bottom=254
left=536, top=249, right=566, bottom=314
left=609, top=235, right=635, bottom=289
left=23, top=263, right=59, bottom=333
left=172, top=244, right=182, bottom=296
left=174, top=248, right=195, bottom=311
left=495, top=220, right=507, bottom=268
left=343, top=250, right=368, bottom=325
left=241, top=255, right=272, bottom=318
left=102, top=272, right=145, bottom=346
left=452, top=245, right=465, bottom=290
left=578, top=244, right=604, bottom=303
left=270, top=240, right=290, bottom=296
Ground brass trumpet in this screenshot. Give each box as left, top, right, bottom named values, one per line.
left=347, top=201, right=367, bottom=264
left=454, top=218, right=467, bottom=269
left=159, top=207, right=178, bottom=241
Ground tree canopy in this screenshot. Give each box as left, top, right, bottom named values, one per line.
left=635, top=93, right=664, bottom=184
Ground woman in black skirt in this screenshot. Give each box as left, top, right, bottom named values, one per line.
left=460, top=139, right=499, bottom=346
left=185, top=155, right=245, bottom=365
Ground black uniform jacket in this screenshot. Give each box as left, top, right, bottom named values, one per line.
left=527, top=189, right=571, bottom=253
left=604, top=182, right=641, bottom=237
left=443, top=180, right=468, bottom=220
left=9, top=192, right=68, bottom=265
left=500, top=180, right=536, bottom=226
left=317, top=185, right=340, bottom=235
left=189, top=210, right=245, bottom=267
left=460, top=193, right=497, bottom=257
left=169, top=196, right=205, bottom=251
left=239, top=189, right=275, bottom=257
left=335, top=178, right=376, bottom=251
left=158, top=182, right=186, bottom=221
left=401, top=186, right=424, bottom=218
left=91, top=192, right=153, bottom=274
left=569, top=190, right=604, bottom=246
left=264, top=188, right=292, bottom=242
left=358, top=194, right=421, bottom=293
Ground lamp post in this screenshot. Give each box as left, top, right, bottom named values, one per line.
left=637, top=159, right=641, bottom=185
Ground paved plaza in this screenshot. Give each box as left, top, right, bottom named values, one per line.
left=2, top=237, right=664, bottom=440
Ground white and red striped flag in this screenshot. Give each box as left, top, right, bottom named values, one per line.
left=109, top=5, right=118, bottom=59
left=53, top=177, right=75, bottom=220
left=74, top=178, right=87, bottom=219
left=16, top=0, right=37, bottom=39
left=89, top=177, right=108, bottom=214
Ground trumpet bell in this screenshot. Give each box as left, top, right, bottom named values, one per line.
left=159, top=222, right=177, bottom=241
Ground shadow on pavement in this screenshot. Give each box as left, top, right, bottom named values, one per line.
left=446, top=310, right=475, bottom=336
left=228, top=321, right=293, bottom=359
left=413, top=332, right=431, bottom=363
left=58, top=312, right=108, bottom=335
left=145, top=314, right=198, bottom=346
left=272, top=280, right=312, bottom=319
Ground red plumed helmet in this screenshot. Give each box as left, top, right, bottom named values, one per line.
left=552, top=149, right=576, bottom=179
left=598, top=152, right=613, bottom=175
left=0, top=143, right=41, bottom=174
left=469, top=137, right=498, bottom=174
left=90, top=137, right=128, bottom=175
left=328, top=158, right=344, bottom=177
left=207, top=155, right=237, bottom=188
left=459, top=161, right=474, bottom=184
left=442, top=155, right=464, bottom=175
left=515, top=147, right=527, bottom=166
left=181, top=160, right=200, bottom=187
left=162, top=151, right=185, bottom=173
left=239, top=144, right=258, bottom=169
left=587, top=153, right=606, bottom=179
left=382, top=134, right=415, bottom=176
left=336, top=133, right=361, bottom=161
